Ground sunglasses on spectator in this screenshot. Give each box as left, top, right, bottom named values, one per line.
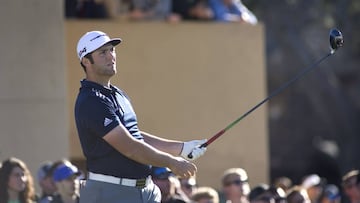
left=224, top=179, right=248, bottom=187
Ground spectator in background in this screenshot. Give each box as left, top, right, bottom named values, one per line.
left=65, top=0, right=78, bottom=18
left=77, top=0, right=112, bottom=18
left=249, top=184, right=286, bottom=203
left=208, top=0, right=257, bottom=24
left=50, top=163, right=82, bottom=203
left=37, top=159, right=80, bottom=203
left=37, top=161, right=57, bottom=203
left=249, top=184, right=269, bottom=203
left=179, top=176, right=198, bottom=199
left=273, top=177, right=293, bottom=194
left=0, top=157, right=36, bottom=203
left=341, top=170, right=360, bottom=203
left=264, top=187, right=287, bottom=203
left=65, top=0, right=129, bottom=19
left=65, top=0, right=108, bottom=18
left=191, top=186, right=220, bottom=203
left=251, top=196, right=276, bottom=203
left=129, top=0, right=181, bottom=22
left=151, top=166, right=191, bottom=203
left=301, top=174, right=324, bottom=203
left=221, top=167, right=251, bottom=203
left=319, top=184, right=341, bottom=203
left=286, top=186, right=311, bottom=203
left=172, top=0, right=213, bottom=20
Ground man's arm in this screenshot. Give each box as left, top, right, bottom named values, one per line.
left=141, top=131, right=183, bottom=156
left=141, top=131, right=207, bottom=161
left=103, top=124, right=196, bottom=178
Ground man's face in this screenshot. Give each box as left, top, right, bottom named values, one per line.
left=57, top=176, right=79, bottom=197
left=343, top=177, right=360, bottom=199
left=222, top=174, right=250, bottom=199
left=40, top=176, right=57, bottom=194
left=89, top=44, right=117, bottom=77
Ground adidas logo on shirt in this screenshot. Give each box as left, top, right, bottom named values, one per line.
left=104, top=118, right=113, bottom=127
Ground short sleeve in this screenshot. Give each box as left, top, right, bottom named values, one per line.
left=77, top=96, right=121, bottom=138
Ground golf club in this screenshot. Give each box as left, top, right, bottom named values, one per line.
left=188, top=28, right=344, bottom=159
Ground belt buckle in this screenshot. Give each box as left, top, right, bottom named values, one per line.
left=135, top=178, right=147, bottom=188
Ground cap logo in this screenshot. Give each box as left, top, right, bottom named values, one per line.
left=90, top=34, right=107, bottom=41
left=78, top=47, right=87, bottom=58
left=77, top=31, right=121, bottom=60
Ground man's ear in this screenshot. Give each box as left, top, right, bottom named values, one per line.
left=82, top=57, right=91, bottom=67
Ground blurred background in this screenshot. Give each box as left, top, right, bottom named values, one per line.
left=245, top=0, right=360, bottom=186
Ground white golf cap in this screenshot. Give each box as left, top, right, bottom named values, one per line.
left=302, top=174, right=321, bottom=189
left=76, top=31, right=122, bottom=60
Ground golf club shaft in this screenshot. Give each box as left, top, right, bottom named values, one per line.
left=188, top=51, right=333, bottom=158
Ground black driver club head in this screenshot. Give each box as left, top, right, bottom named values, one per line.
left=329, top=28, right=344, bottom=52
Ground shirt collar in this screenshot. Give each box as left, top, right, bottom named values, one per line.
left=80, top=79, right=119, bottom=94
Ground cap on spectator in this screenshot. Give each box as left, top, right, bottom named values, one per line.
left=37, top=161, right=53, bottom=182
left=342, top=170, right=359, bottom=183
left=77, top=31, right=122, bottom=60
left=273, top=176, right=293, bottom=191
left=323, top=184, right=340, bottom=200
left=222, top=168, right=249, bottom=184
left=53, top=163, right=81, bottom=182
left=302, top=174, right=321, bottom=189
left=151, top=167, right=173, bottom=179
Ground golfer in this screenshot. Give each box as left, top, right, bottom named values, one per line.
left=74, top=31, right=207, bottom=203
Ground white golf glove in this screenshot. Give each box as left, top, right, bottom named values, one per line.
left=180, top=139, right=207, bottom=161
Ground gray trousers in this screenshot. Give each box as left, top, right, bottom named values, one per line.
left=79, top=179, right=161, bottom=203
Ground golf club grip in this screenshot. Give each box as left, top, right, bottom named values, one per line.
left=187, top=130, right=224, bottom=159
left=187, top=142, right=207, bottom=159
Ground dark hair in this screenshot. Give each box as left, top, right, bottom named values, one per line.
left=286, top=186, right=307, bottom=203
left=249, top=184, right=269, bottom=201
left=0, top=157, right=35, bottom=203
left=191, top=187, right=219, bottom=203
left=80, top=53, right=94, bottom=72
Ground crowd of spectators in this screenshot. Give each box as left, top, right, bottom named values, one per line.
left=1, top=156, right=360, bottom=203
left=64, top=0, right=258, bottom=24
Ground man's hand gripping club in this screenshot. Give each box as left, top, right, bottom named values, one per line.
left=180, top=139, right=207, bottom=160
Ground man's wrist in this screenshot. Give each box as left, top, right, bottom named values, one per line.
left=179, top=142, right=185, bottom=156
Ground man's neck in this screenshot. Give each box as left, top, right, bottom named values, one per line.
left=85, top=77, right=111, bottom=88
